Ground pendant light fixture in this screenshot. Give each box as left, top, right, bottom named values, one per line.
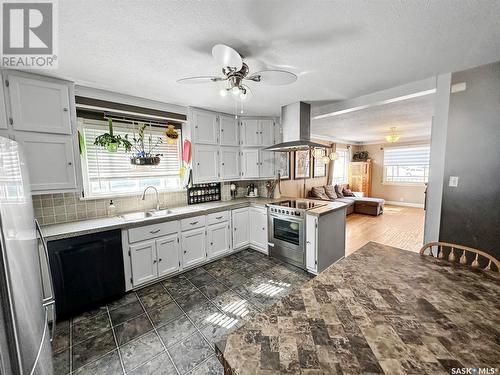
left=385, top=127, right=401, bottom=143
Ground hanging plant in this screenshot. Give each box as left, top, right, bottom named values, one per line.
left=130, top=123, right=163, bottom=166
left=94, top=118, right=132, bottom=153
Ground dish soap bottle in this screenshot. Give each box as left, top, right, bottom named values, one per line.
left=107, top=200, right=117, bottom=217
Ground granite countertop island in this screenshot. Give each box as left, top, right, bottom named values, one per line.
left=216, top=242, right=500, bottom=374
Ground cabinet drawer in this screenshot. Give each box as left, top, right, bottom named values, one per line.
left=181, top=215, right=206, bottom=231
left=207, top=211, right=230, bottom=225
left=128, top=221, right=179, bottom=243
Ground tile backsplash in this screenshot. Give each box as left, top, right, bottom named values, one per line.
left=34, top=180, right=270, bottom=225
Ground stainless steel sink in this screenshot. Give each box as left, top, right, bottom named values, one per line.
left=119, top=209, right=173, bottom=221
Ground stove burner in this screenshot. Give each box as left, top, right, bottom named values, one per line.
left=272, top=200, right=326, bottom=210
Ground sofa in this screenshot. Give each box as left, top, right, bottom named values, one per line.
left=308, top=184, right=385, bottom=216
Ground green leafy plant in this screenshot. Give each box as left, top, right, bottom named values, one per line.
left=131, top=123, right=163, bottom=157
left=94, top=118, right=132, bottom=153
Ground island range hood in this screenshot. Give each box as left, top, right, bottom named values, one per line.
left=265, top=101, right=326, bottom=152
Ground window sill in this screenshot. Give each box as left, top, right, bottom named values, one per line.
left=381, top=182, right=426, bottom=187
left=79, top=188, right=187, bottom=201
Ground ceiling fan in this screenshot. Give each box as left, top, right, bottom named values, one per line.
left=177, top=44, right=297, bottom=100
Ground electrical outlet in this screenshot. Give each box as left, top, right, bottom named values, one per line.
left=449, top=176, right=459, bottom=187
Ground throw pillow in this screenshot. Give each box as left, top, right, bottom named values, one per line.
left=343, top=187, right=355, bottom=197
left=311, top=186, right=330, bottom=200
left=324, top=185, right=337, bottom=199
left=334, top=184, right=344, bottom=198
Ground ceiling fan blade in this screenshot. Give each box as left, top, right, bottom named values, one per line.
left=212, top=44, right=243, bottom=71
left=177, top=76, right=226, bottom=84
left=247, top=70, right=297, bottom=85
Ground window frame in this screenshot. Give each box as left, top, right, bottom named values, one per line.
left=382, top=144, right=430, bottom=186
left=332, top=148, right=349, bottom=185
left=78, top=117, right=185, bottom=199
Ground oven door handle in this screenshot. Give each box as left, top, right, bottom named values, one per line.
left=268, top=213, right=304, bottom=223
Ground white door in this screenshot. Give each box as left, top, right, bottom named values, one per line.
left=241, top=149, right=260, bottom=179
left=219, top=114, right=239, bottom=146
left=259, top=120, right=275, bottom=146
left=241, top=119, right=261, bottom=146
left=7, top=74, right=72, bottom=134
left=207, top=222, right=231, bottom=259
left=305, top=215, right=318, bottom=273
left=191, top=109, right=219, bottom=144
left=259, top=150, right=276, bottom=179
left=0, top=79, right=7, bottom=130
left=15, top=133, right=77, bottom=192
left=193, top=145, right=219, bottom=183
left=156, top=234, right=181, bottom=278
left=130, top=240, right=157, bottom=287
left=232, top=208, right=249, bottom=250
left=249, top=208, right=268, bottom=251
left=181, top=227, right=207, bottom=268
left=220, top=146, right=240, bottom=180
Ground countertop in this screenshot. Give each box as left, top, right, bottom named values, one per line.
left=41, top=197, right=347, bottom=242
left=215, top=242, right=500, bottom=374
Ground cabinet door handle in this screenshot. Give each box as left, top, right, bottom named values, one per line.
left=153, top=259, right=157, bottom=264
left=210, top=242, right=213, bottom=246
left=190, top=221, right=198, bottom=225
left=63, top=108, right=68, bottom=112
left=158, top=258, right=162, bottom=262
left=150, top=229, right=161, bottom=234
left=67, top=162, right=72, bottom=166
left=262, top=227, right=265, bottom=231
left=216, top=216, right=223, bottom=220
left=306, top=241, right=311, bottom=244
left=184, top=250, right=187, bottom=254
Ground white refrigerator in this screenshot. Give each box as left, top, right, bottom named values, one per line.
left=0, top=136, right=54, bottom=374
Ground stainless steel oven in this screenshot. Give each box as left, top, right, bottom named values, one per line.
left=268, top=208, right=306, bottom=269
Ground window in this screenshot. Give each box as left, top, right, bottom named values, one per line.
left=80, top=118, right=182, bottom=198
left=333, top=149, right=349, bottom=184
left=383, top=145, right=430, bottom=184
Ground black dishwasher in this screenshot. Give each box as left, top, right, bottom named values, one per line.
left=48, top=229, right=125, bottom=320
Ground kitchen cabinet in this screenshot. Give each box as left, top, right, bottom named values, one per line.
left=207, top=221, right=231, bottom=259
left=156, top=234, right=181, bottom=278
left=191, top=109, right=219, bottom=145
left=129, top=240, right=158, bottom=287
left=219, top=114, right=239, bottom=146
left=181, top=227, right=207, bottom=268
left=241, top=119, right=275, bottom=146
left=305, top=215, right=318, bottom=273
left=193, top=144, right=219, bottom=183
left=259, top=119, right=275, bottom=146
left=232, top=208, right=250, bottom=250
left=16, top=132, right=77, bottom=191
left=249, top=207, right=268, bottom=252
left=259, top=150, right=276, bottom=179
left=241, top=149, right=260, bottom=179
left=220, top=146, right=240, bottom=180
left=6, top=73, right=72, bottom=134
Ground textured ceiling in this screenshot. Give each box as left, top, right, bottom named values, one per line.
left=311, top=94, right=434, bottom=144
left=49, top=0, right=500, bottom=116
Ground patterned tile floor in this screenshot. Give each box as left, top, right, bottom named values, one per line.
left=51, top=248, right=313, bottom=375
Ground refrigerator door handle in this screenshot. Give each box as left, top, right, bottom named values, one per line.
left=43, top=299, right=56, bottom=341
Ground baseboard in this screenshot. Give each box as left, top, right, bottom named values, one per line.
left=385, top=201, right=424, bottom=208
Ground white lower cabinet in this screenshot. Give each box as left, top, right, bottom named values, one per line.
left=156, top=234, right=181, bottom=278
left=232, top=208, right=250, bottom=250
left=181, top=227, right=207, bottom=268
left=129, top=240, right=158, bottom=287
left=249, top=207, right=268, bottom=252
left=207, top=221, right=231, bottom=259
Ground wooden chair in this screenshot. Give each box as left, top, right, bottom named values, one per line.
left=420, top=242, right=500, bottom=272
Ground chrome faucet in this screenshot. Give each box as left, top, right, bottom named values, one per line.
left=141, top=186, right=160, bottom=211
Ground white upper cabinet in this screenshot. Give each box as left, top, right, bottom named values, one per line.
left=241, top=119, right=260, bottom=146
left=7, top=74, right=72, bottom=134
left=191, top=109, right=219, bottom=145
left=241, top=149, right=260, bottom=179
left=259, top=119, right=275, bottom=146
left=181, top=227, right=207, bottom=269
left=249, top=207, right=268, bottom=251
left=0, top=79, right=7, bottom=130
left=232, top=208, right=250, bottom=250
left=156, top=234, right=181, bottom=278
left=207, top=222, right=231, bottom=259
left=259, top=150, right=276, bottom=179
left=129, top=240, right=157, bottom=287
left=219, top=114, right=239, bottom=146
left=220, top=146, right=240, bottom=180
left=16, top=133, right=77, bottom=191
left=193, top=144, right=219, bottom=183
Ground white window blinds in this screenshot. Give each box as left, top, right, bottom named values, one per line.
left=80, top=118, right=182, bottom=197
left=383, top=145, right=430, bottom=184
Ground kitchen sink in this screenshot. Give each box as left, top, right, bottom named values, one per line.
left=119, top=209, right=173, bottom=221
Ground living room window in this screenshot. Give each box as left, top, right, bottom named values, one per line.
left=79, top=118, right=182, bottom=198
left=333, top=148, right=349, bottom=184
left=383, top=145, right=430, bottom=184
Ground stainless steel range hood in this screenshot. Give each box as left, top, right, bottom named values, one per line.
left=265, top=101, right=326, bottom=152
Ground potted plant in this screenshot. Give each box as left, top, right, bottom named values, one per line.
left=130, top=123, right=163, bottom=166
left=94, top=118, right=132, bottom=152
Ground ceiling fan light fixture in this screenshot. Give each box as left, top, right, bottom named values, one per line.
left=219, top=88, right=228, bottom=97
left=231, top=86, right=240, bottom=95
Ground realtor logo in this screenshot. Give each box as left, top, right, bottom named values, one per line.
left=1, top=0, right=58, bottom=68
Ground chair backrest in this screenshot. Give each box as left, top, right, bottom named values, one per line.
left=420, top=242, right=500, bottom=272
